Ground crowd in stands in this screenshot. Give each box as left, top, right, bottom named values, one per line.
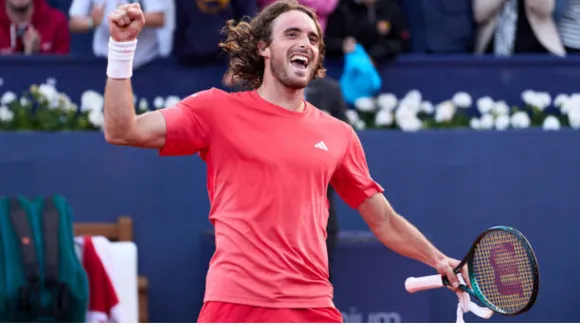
left=1, top=0, right=579, bottom=66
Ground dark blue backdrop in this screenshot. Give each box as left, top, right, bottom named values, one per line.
left=1, top=55, right=580, bottom=322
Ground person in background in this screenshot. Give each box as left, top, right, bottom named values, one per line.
left=304, top=76, right=348, bottom=283
left=258, top=0, right=339, bottom=33
left=324, top=0, right=409, bottom=64
left=473, top=0, right=565, bottom=56
left=556, top=0, right=580, bottom=53
left=68, top=0, right=169, bottom=68
left=173, top=0, right=256, bottom=65
left=0, top=0, right=70, bottom=54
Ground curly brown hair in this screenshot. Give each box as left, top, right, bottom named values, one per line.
left=218, top=0, right=326, bottom=89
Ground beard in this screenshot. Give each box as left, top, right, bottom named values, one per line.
left=270, top=50, right=311, bottom=90
left=8, top=1, right=31, bottom=14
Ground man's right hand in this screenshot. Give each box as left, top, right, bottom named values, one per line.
left=107, top=2, right=145, bottom=42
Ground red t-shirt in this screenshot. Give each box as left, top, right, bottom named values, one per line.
left=159, top=88, right=384, bottom=308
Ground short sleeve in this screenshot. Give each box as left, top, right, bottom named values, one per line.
left=158, top=89, right=216, bottom=156
left=68, top=0, right=91, bottom=16
left=142, top=0, right=166, bottom=13
left=330, top=127, right=384, bottom=209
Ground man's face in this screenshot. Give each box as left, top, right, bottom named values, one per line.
left=7, top=0, right=32, bottom=13
left=261, top=10, right=320, bottom=90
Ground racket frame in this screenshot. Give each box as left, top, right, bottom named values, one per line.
left=445, top=225, right=540, bottom=316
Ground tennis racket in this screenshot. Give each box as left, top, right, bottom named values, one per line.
left=404, top=226, right=539, bottom=316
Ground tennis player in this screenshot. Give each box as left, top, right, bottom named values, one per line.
left=103, top=0, right=469, bottom=322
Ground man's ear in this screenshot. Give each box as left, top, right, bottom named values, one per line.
left=258, top=40, right=270, bottom=59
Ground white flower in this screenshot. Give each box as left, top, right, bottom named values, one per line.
left=567, top=108, right=580, bottom=129
left=38, top=83, right=59, bottom=107
left=419, top=101, right=434, bottom=114
left=138, top=98, right=148, bottom=112
left=396, top=108, right=422, bottom=132
left=510, top=111, right=531, bottom=129
left=479, top=114, right=494, bottom=129
left=20, top=97, right=29, bottom=106
left=375, top=109, right=393, bottom=127
left=554, top=94, right=569, bottom=108
left=561, top=94, right=580, bottom=114
left=535, top=92, right=552, bottom=110
left=476, top=97, right=494, bottom=115
left=153, top=96, right=165, bottom=109
left=376, top=93, right=398, bottom=111
left=522, top=90, right=551, bottom=110
left=0, top=105, right=14, bottom=122
left=399, top=89, right=422, bottom=112
left=470, top=118, right=481, bottom=130
left=80, top=90, right=104, bottom=112
left=164, top=96, right=181, bottom=108
left=492, top=100, right=510, bottom=116
left=46, top=77, right=57, bottom=86
left=494, top=114, right=510, bottom=130
left=88, top=110, right=104, bottom=128
left=542, top=116, right=561, bottom=130
left=452, top=92, right=472, bottom=108
left=58, top=93, right=76, bottom=112
left=354, top=119, right=366, bottom=130
left=1, top=91, right=17, bottom=105
left=345, top=110, right=360, bottom=125
left=434, top=101, right=456, bottom=123
left=354, top=97, right=376, bottom=112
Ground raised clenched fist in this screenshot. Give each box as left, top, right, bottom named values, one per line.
left=107, top=3, right=145, bottom=42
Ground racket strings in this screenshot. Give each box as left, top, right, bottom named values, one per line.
left=472, top=230, right=535, bottom=314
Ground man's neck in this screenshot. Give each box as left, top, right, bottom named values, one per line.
left=6, top=7, right=32, bottom=24
left=256, top=78, right=305, bottom=112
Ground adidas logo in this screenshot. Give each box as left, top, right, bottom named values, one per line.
left=314, top=141, right=328, bottom=151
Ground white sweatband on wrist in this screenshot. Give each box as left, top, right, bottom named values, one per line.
left=106, top=37, right=138, bottom=79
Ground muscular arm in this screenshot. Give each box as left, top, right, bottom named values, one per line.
left=103, top=78, right=166, bottom=148
left=357, top=193, right=445, bottom=268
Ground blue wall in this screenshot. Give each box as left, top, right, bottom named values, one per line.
left=1, top=55, right=580, bottom=322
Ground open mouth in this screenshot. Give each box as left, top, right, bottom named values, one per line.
left=290, top=54, right=309, bottom=70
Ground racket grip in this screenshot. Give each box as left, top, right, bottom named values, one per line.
left=404, top=274, right=444, bottom=293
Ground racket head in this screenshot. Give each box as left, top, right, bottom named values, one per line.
left=465, top=226, right=540, bottom=316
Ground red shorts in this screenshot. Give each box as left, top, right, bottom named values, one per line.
left=197, top=301, right=344, bottom=323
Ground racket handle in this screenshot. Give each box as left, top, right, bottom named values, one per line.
left=404, top=274, right=444, bottom=293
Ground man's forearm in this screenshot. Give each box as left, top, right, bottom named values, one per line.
left=144, top=12, right=164, bottom=27
left=103, top=78, right=136, bottom=143
left=69, top=17, right=93, bottom=33
left=370, top=212, right=445, bottom=268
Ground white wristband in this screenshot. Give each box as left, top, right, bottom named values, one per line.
left=107, top=37, right=137, bottom=79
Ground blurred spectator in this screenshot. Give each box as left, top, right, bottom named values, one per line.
left=0, top=0, right=70, bottom=54
left=257, top=0, right=339, bottom=33
left=324, top=0, right=409, bottom=64
left=473, top=0, right=565, bottom=56
left=396, top=0, right=475, bottom=54
left=68, top=0, right=170, bottom=68
left=304, top=76, right=347, bottom=284
left=557, top=0, right=580, bottom=53
left=172, top=0, right=256, bottom=66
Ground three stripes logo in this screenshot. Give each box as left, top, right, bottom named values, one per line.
left=314, top=141, right=328, bottom=151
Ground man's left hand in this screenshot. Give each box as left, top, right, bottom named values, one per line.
left=434, top=256, right=470, bottom=292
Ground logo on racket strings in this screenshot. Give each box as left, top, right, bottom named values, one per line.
left=489, top=242, right=524, bottom=297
